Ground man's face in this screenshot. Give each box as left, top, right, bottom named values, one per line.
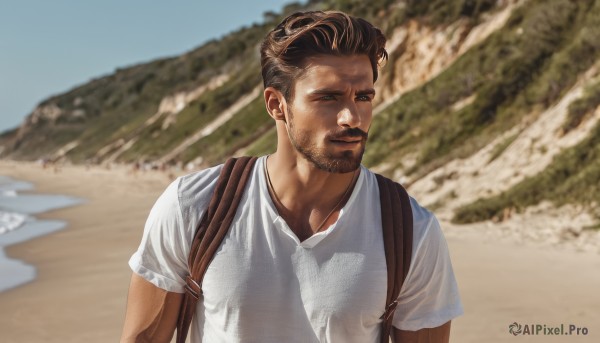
left=284, top=54, right=374, bottom=173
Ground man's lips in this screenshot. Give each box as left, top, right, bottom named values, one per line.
left=331, top=139, right=361, bottom=143
left=327, top=128, right=368, bottom=146
left=330, top=138, right=362, bottom=144
left=327, top=128, right=368, bottom=142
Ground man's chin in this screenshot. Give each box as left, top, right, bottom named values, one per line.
left=314, top=151, right=364, bottom=174
left=291, top=139, right=365, bottom=173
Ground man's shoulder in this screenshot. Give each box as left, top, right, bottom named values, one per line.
left=406, top=195, right=447, bottom=262
left=362, top=168, right=436, bottom=227
left=174, top=163, right=225, bottom=212
left=179, top=163, right=224, bottom=191
left=363, top=168, right=440, bottom=248
left=407, top=196, right=436, bottom=230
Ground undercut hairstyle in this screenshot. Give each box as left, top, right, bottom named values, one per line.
left=260, top=11, right=388, bottom=101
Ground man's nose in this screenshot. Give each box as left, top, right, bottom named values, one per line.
left=337, top=102, right=361, bottom=128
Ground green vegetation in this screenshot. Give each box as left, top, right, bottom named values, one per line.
left=119, top=65, right=263, bottom=161
left=509, top=0, right=600, bottom=111
left=321, top=0, right=498, bottom=35
left=454, top=67, right=600, bottom=223
left=562, top=79, right=600, bottom=133
left=178, top=96, right=274, bottom=165
left=4, top=0, right=600, bottom=227
left=0, top=0, right=501, bottom=162
left=453, top=122, right=600, bottom=224
left=245, top=126, right=278, bottom=157
left=583, top=223, right=600, bottom=231
left=365, top=0, right=599, bottom=177
left=402, top=0, right=496, bottom=26
left=0, top=9, right=276, bottom=161
left=487, top=132, right=519, bottom=164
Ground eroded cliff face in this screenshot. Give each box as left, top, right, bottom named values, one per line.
left=2, top=0, right=523, bottom=164
left=156, top=74, right=230, bottom=130
left=374, top=1, right=520, bottom=111
left=0, top=0, right=600, bottom=245
left=9, top=102, right=79, bottom=159
left=409, top=63, right=600, bottom=209
left=93, top=74, right=231, bottom=163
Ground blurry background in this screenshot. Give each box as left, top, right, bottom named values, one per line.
left=1, top=0, right=599, bottom=342
left=2, top=0, right=599, bottom=235
left=0, top=0, right=294, bottom=132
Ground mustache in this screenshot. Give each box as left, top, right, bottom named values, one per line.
left=327, top=127, right=368, bottom=140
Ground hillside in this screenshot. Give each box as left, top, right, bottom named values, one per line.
left=1, top=0, right=599, bottom=236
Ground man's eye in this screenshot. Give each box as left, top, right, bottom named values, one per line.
left=356, top=95, right=372, bottom=102
left=319, top=95, right=336, bottom=101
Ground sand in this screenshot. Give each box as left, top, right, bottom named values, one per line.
left=0, top=161, right=171, bottom=343
left=0, top=160, right=598, bottom=342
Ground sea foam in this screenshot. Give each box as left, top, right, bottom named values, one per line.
left=0, top=175, right=82, bottom=292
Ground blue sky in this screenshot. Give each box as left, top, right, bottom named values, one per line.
left=0, top=0, right=297, bottom=133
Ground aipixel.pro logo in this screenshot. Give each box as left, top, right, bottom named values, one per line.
left=509, top=322, right=522, bottom=336
left=509, top=322, right=588, bottom=336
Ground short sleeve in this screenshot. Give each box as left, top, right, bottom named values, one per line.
left=129, top=177, right=189, bottom=293
left=392, top=200, right=464, bottom=331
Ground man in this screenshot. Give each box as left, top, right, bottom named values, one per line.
left=121, top=11, right=462, bottom=343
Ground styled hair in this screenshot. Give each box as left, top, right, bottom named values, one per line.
left=260, top=11, right=388, bottom=101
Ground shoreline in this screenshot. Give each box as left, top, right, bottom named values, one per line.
left=0, top=160, right=173, bottom=342
left=0, top=160, right=598, bottom=342
left=0, top=175, right=83, bottom=292
left=0, top=219, right=68, bottom=292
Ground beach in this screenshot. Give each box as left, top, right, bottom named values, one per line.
left=0, top=161, right=171, bottom=342
left=0, top=160, right=598, bottom=342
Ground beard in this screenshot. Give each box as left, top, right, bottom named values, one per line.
left=285, top=109, right=368, bottom=174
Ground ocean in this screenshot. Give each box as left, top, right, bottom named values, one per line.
left=0, top=175, right=82, bottom=292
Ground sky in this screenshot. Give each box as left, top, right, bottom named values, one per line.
left=0, top=0, right=298, bottom=133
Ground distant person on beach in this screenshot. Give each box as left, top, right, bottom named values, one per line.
left=122, top=10, right=462, bottom=343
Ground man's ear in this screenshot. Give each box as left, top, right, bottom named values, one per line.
left=264, top=87, right=287, bottom=122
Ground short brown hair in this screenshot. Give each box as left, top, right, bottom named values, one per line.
left=260, top=11, right=388, bottom=101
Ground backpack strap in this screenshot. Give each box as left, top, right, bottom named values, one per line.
left=176, top=156, right=258, bottom=343
left=375, top=174, right=413, bottom=342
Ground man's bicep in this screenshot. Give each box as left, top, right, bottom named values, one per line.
left=392, top=321, right=451, bottom=343
left=129, top=177, right=191, bottom=292
left=121, top=273, right=183, bottom=343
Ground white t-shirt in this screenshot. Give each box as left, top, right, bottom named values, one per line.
left=129, top=156, right=463, bottom=342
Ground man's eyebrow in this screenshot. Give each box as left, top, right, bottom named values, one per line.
left=310, top=89, right=345, bottom=95
left=309, top=88, right=376, bottom=96
left=356, top=88, right=376, bottom=96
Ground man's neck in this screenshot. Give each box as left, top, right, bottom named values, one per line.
left=265, top=152, right=360, bottom=240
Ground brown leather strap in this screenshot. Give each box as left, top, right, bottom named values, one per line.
left=176, top=156, right=258, bottom=343
left=376, top=174, right=413, bottom=342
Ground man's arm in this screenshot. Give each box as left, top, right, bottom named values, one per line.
left=392, top=321, right=451, bottom=343
left=121, top=273, right=183, bottom=343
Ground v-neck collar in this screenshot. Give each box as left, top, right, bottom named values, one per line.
left=258, top=156, right=365, bottom=248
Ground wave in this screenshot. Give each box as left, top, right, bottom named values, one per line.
left=0, top=210, right=28, bottom=235
left=0, top=175, right=82, bottom=292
